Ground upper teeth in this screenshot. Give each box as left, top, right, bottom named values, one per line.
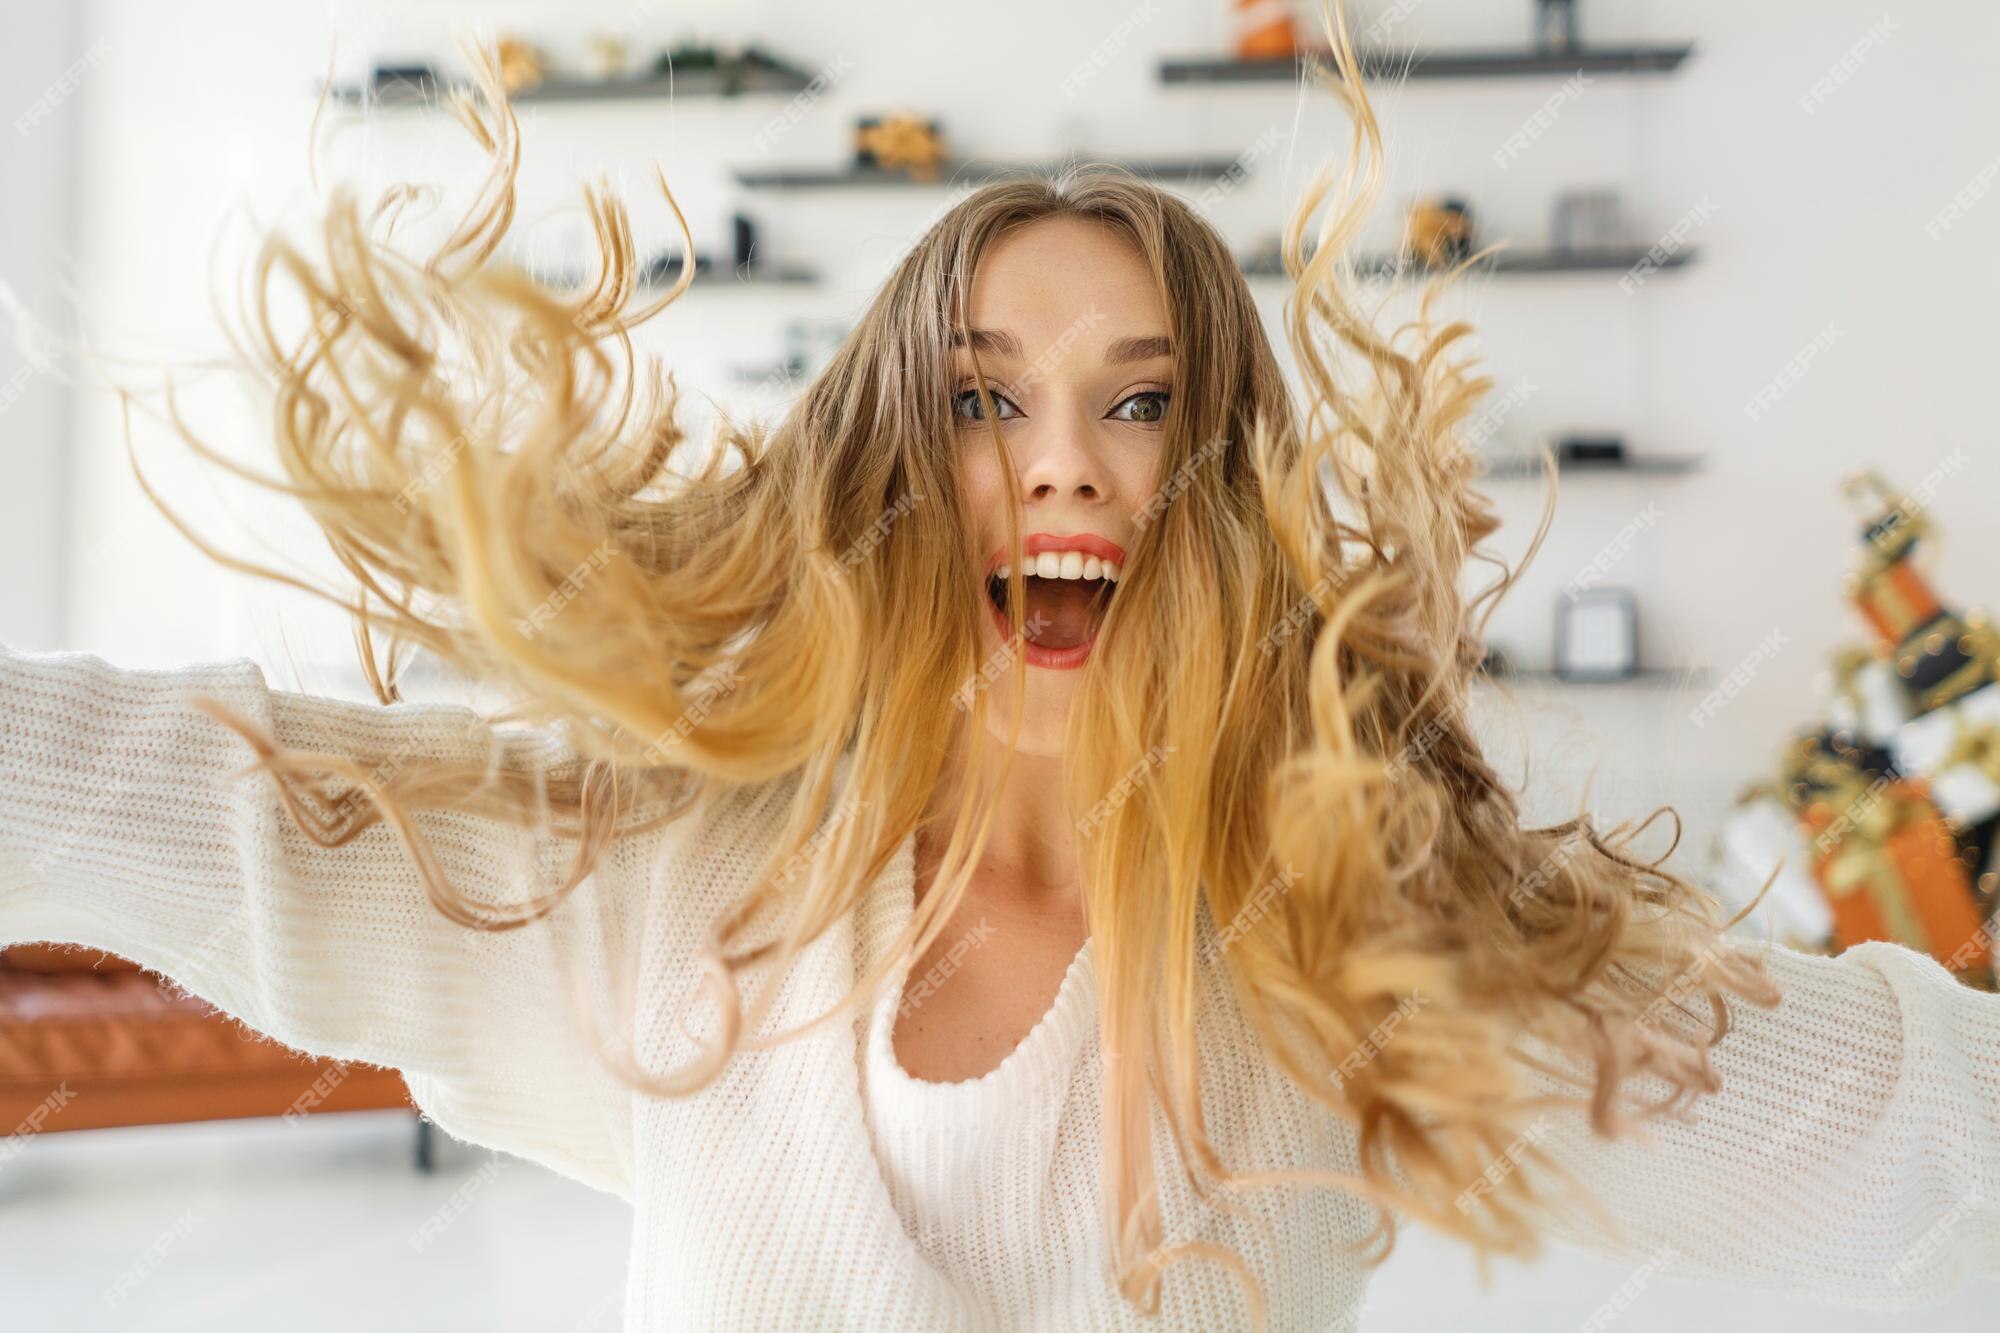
left=995, top=552, right=1121, bottom=581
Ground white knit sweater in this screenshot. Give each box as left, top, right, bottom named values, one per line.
left=3, top=641, right=1998, bottom=1330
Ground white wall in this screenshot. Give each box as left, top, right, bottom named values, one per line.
left=0, top=1, right=83, bottom=650
left=24, top=1, right=1996, bottom=850
left=24, top=0, right=1995, bottom=879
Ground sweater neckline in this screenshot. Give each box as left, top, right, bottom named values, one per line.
left=858, top=828, right=1100, bottom=1127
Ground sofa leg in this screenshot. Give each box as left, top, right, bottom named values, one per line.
left=414, top=1114, right=436, bottom=1173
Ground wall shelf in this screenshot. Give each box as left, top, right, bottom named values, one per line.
left=1160, top=44, right=1694, bottom=84
left=330, top=58, right=817, bottom=107
left=1485, top=667, right=1716, bottom=689
left=1481, top=454, right=1705, bottom=480
left=1238, top=247, right=1696, bottom=280
left=517, top=258, right=820, bottom=289
left=649, top=259, right=818, bottom=286
left=732, top=157, right=1248, bottom=189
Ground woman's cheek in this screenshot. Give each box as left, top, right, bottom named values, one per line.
left=957, top=447, right=1004, bottom=539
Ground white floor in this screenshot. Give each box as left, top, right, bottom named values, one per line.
left=0, top=1111, right=631, bottom=1332
left=1, top=1110, right=1990, bottom=1331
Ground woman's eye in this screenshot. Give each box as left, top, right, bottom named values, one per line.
left=1111, top=390, right=1171, bottom=425
left=951, top=386, right=1022, bottom=422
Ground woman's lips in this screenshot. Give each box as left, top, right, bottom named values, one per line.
left=982, top=531, right=1128, bottom=577
left=980, top=532, right=1125, bottom=670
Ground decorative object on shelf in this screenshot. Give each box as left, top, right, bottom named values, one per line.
left=738, top=44, right=797, bottom=75
left=1534, top=0, right=1581, bottom=52
left=1794, top=737, right=1981, bottom=959
left=496, top=37, right=546, bottom=94
left=586, top=34, right=632, bottom=79
left=1554, top=435, right=1625, bottom=467
left=732, top=213, right=758, bottom=272
left=643, top=42, right=800, bottom=97
left=1845, top=471, right=2000, bottom=713
left=1232, top=0, right=1301, bottom=58
left=1401, top=197, right=1476, bottom=268
left=1709, top=469, right=1999, bottom=990
left=1554, top=588, right=1638, bottom=682
left=1551, top=188, right=1624, bottom=252
left=652, top=41, right=721, bottom=73
left=853, top=113, right=948, bottom=180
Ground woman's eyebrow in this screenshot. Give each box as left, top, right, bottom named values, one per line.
left=948, top=328, right=1174, bottom=366
left=1104, top=334, right=1173, bottom=366
left=948, top=327, right=1023, bottom=360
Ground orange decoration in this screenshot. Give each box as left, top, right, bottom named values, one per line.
left=1233, top=0, right=1301, bottom=59
left=856, top=115, right=946, bottom=181
left=1853, top=560, right=1943, bottom=648
left=495, top=37, right=545, bottom=94
left=1803, top=781, right=1989, bottom=978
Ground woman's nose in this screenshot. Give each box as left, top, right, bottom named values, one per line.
left=1018, top=413, right=1106, bottom=504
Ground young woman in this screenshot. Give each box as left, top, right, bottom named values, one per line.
left=3, top=7, right=1995, bottom=1329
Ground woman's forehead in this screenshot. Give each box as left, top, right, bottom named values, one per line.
left=961, top=218, right=1166, bottom=337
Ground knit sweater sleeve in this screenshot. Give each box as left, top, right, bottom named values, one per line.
left=1516, top=938, right=2000, bottom=1304
left=0, top=641, right=651, bottom=1200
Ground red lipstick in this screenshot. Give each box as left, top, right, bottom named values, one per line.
left=982, top=532, right=1127, bottom=670
left=983, top=532, right=1127, bottom=577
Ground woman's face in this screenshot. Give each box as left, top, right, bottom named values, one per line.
left=951, top=215, right=1172, bottom=754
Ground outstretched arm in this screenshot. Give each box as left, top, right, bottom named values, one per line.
left=0, top=641, right=659, bottom=1199
left=1518, top=938, right=2000, bottom=1306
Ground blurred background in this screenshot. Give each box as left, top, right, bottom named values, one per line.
left=2, top=0, right=1996, bottom=1328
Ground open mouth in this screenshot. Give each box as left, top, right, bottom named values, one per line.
left=983, top=538, right=1125, bottom=670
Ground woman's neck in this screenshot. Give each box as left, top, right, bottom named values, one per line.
left=919, top=732, right=1079, bottom=905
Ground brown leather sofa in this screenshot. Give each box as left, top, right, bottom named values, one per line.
left=0, top=941, right=432, bottom=1166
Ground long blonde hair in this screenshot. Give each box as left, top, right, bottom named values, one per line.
left=110, top=1, right=1777, bottom=1321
